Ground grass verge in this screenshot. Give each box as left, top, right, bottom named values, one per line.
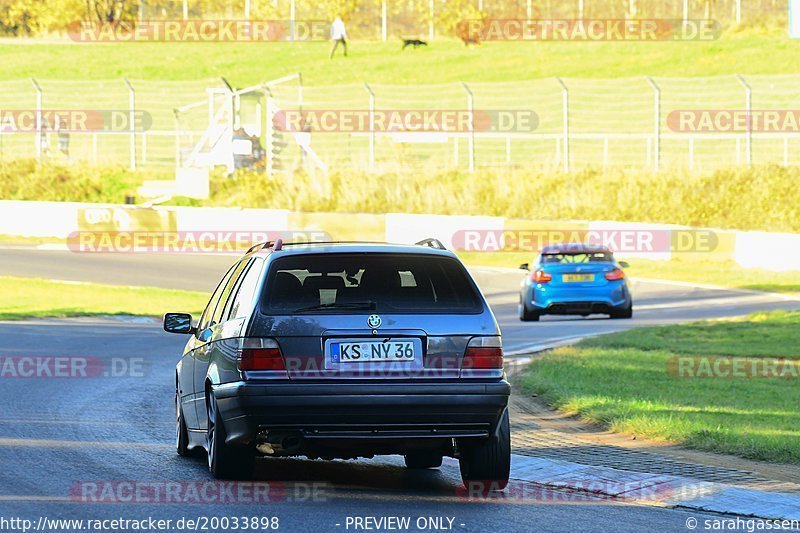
left=5, top=164, right=800, bottom=234
left=518, top=310, right=800, bottom=464
left=0, top=276, right=206, bottom=320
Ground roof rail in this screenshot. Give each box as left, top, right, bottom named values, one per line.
left=245, top=241, right=267, bottom=254
left=415, top=238, right=446, bottom=250
left=264, top=239, right=283, bottom=251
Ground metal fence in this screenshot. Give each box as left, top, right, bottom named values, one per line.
left=136, top=0, right=788, bottom=40
left=2, top=74, right=800, bottom=174
left=287, top=74, right=800, bottom=173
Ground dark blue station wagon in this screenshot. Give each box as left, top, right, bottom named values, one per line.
left=165, top=239, right=511, bottom=489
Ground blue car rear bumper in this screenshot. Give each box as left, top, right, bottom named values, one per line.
left=525, top=280, right=631, bottom=314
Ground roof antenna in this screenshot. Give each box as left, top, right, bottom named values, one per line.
left=272, top=238, right=283, bottom=251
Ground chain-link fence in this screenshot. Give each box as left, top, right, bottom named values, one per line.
left=2, top=73, right=800, bottom=174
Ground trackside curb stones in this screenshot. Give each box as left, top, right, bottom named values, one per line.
left=445, top=455, right=800, bottom=520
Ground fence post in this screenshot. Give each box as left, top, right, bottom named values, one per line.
left=736, top=0, right=742, bottom=25
left=265, top=95, right=275, bottom=176
left=244, top=0, right=250, bottom=19
left=173, top=109, right=181, bottom=169
left=461, top=82, right=475, bottom=172
left=382, top=0, right=387, bottom=41
left=735, top=74, right=752, bottom=165
left=682, top=0, right=688, bottom=28
left=647, top=77, right=660, bottom=172
left=31, top=79, right=42, bottom=161
left=429, top=0, right=435, bottom=41
left=526, top=0, right=532, bottom=21
left=124, top=78, right=136, bottom=170
left=364, top=83, right=375, bottom=171
left=290, top=0, right=296, bottom=41
left=182, top=0, right=188, bottom=20
left=784, top=137, right=789, bottom=166
left=297, top=72, right=303, bottom=113
left=555, top=77, right=569, bottom=172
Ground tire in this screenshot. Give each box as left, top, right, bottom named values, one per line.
left=207, top=393, right=254, bottom=480
left=175, top=391, right=190, bottom=457
left=518, top=302, right=540, bottom=322
left=458, top=410, right=511, bottom=491
left=404, top=452, right=443, bottom=469
left=610, top=302, right=633, bottom=319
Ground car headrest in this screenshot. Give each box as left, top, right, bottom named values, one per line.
left=273, top=272, right=302, bottom=294
left=303, top=275, right=346, bottom=291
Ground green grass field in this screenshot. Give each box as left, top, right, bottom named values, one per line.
left=1, top=31, right=798, bottom=83
left=519, top=310, right=800, bottom=464
left=0, top=276, right=206, bottom=320
left=2, top=32, right=800, bottom=176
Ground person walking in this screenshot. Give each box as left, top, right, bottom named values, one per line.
left=330, top=16, right=348, bottom=59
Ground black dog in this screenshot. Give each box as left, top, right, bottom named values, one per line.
left=402, top=38, right=428, bottom=50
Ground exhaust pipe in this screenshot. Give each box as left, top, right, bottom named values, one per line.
left=255, top=431, right=302, bottom=455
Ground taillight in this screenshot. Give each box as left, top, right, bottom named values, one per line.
left=605, top=268, right=625, bottom=281
left=238, top=338, right=285, bottom=371
left=530, top=270, right=552, bottom=283
left=463, top=337, right=503, bottom=370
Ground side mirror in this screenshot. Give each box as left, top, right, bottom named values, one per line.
left=164, top=313, right=196, bottom=335
left=519, top=263, right=529, bottom=271
left=618, top=261, right=630, bottom=268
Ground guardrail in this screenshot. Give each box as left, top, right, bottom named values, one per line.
left=1, top=200, right=798, bottom=271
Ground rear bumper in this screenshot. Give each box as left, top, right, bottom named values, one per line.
left=213, top=380, right=511, bottom=446
left=527, top=282, right=630, bottom=314
left=539, top=300, right=623, bottom=314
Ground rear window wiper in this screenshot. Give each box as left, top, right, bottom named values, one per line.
left=292, top=301, right=377, bottom=313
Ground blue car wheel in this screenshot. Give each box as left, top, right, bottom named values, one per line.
left=518, top=300, right=540, bottom=322
left=609, top=300, right=633, bottom=319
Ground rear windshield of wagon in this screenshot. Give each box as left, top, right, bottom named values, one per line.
left=260, top=253, right=484, bottom=315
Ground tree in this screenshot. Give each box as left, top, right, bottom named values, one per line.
left=84, top=0, right=136, bottom=23
left=0, top=0, right=83, bottom=35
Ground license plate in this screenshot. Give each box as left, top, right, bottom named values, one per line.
left=329, top=340, right=416, bottom=364
left=562, top=273, right=594, bottom=282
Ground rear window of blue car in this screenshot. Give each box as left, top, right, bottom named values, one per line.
left=541, top=252, right=613, bottom=264
left=260, top=253, right=483, bottom=314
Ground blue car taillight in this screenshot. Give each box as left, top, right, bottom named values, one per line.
left=531, top=269, right=552, bottom=283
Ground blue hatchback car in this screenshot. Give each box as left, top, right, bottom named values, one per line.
left=518, top=243, right=633, bottom=321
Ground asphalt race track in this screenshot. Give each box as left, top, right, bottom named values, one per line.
left=1, top=248, right=798, bottom=532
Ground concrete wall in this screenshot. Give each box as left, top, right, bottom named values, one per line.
left=0, top=200, right=797, bottom=271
